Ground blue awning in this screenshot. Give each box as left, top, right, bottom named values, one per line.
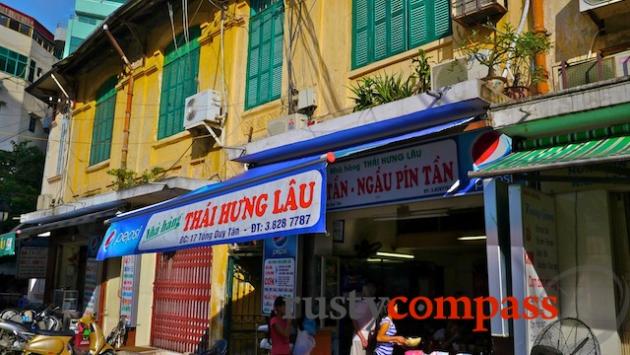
left=236, top=100, right=487, bottom=165
left=97, top=117, right=478, bottom=260
left=333, top=117, right=475, bottom=160
left=97, top=155, right=330, bottom=260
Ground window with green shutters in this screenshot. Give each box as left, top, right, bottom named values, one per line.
left=89, top=77, right=117, bottom=166
left=352, top=0, right=451, bottom=69
left=245, top=0, right=284, bottom=110
left=157, top=27, right=201, bottom=139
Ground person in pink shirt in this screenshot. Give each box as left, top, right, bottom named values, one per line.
left=270, top=297, right=292, bottom=355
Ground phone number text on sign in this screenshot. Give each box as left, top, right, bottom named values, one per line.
left=138, top=170, right=323, bottom=252
left=251, top=214, right=312, bottom=233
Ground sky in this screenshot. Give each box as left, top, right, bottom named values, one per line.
left=2, top=0, right=75, bottom=33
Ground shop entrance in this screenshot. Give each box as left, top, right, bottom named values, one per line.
left=328, top=196, right=492, bottom=354
left=224, top=251, right=265, bottom=355
left=151, top=246, right=213, bottom=353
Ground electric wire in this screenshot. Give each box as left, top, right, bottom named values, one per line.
left=574, top=192, right=579, bottom=319
left=30, top=0, right=367, bottom=199
left=168, top=2, right=179, bottom=52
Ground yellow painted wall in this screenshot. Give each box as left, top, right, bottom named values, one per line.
left=102, top=257, right=121, bottom=335
left=56, top=1, right=242, bottom=345
left=135, top=253, right=156, bottom=346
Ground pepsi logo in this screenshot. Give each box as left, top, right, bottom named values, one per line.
left=272, top=236, right=288, bottom=248
left=103, top=230, right=117, bottom=251
left=101, top=228, right=142, bottom=252
left=471, top=131, right=511, bottom=169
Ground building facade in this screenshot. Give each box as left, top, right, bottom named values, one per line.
left=22, top=0, right=630, bottom=354
left=63, top=0, right=127, bottom=58
left=0, top=2, right=59, bottom=151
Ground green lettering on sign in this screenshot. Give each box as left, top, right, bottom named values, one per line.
left=0, top=232, right=16, bottom=257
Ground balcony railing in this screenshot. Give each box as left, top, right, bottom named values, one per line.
left=557, top=51, right=630, bottom=90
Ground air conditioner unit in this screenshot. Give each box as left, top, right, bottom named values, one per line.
left=297, top=87, right=317, bottom=113
left=431, top=57, right=487, bottom=91
left=579, top=0, right=630, bottom=18
left=267, top=113, right=308, bottom=137
left=184, top=90, right=222, bottom=131
left=580, top=0, right=625, bottom=11
left=452, top=0, right=507, bottom=26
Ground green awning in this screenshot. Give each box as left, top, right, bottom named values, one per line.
left=469, top=135, right=630, bottom=178
left=0, top=232, right=16, bottom=257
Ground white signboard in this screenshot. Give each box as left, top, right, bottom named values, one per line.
left=327, top=139, right=458, bottom=209
left=262, top=236, right=298, bottom=315
left=137, top=170, right=324, bottom=252
left=120, top=255, right=141, bottom=326
left=509, top=186, right=559, bottom=355
left=262, top=258, right=296, bottom=314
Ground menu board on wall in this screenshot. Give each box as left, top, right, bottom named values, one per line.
left=17, top=246, right=48, bottom=279
left=262, top=236, right=297, bottom=315
left=83, top=259, right=100, bottom=315
left=120, top=255, right=141, bottom=327
left=509, top=186, right=559, bottom=355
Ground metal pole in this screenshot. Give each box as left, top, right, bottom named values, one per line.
left=102, top=24, right=133, bottom=170
left=531, top=0, right=549, bottom=94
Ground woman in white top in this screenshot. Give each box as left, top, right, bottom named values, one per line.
left=350, top=283, right=377, bottom=355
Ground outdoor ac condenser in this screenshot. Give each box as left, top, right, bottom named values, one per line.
left=579, top=0, right=625, bottom=12
left=579, top=0, right=630, bottom=18
left=430, top=57, right=487, bottom=91
left=184, top=90, right=222, bottom=131
left=267, top=113, right=308, bottom=137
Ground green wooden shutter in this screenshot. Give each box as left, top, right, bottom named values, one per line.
left=408, top=0, right=428, bottom=48
left=270, top=4, right=284, bottom=99
left=409, top=0, right=451, bottom=48
left=90, top=77, right=117, bottom=165
left=352, top=0, right=450, bottom=68
left=352, top=0, right=370, bottom=69
left=245, top=1, right=284, bottom=109
left=246, top=15, right=261, bottom=107
left=433, top=0, right=451, bottom=39
left=158, top=27, right=200, bottom=139
left=389, top=0, right=407, bottom=55
left=259, top=9, right=273, bottom=104
left=373, top=0, right=388, bottom=61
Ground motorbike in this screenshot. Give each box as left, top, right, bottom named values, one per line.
left=0, top=305, right=63, bottom=332
left=0, top=313, right=114, bottom=355
left=197, top=339, right=228, bottom=355
left=105, top=316, right=127, bottom=349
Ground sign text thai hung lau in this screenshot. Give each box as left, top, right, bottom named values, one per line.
left=327, top=140, right=458, bottom=209
left=137, top=170, right=324, bottom=252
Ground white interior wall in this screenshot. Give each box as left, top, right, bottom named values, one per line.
left=555, top=190, right=622, bottom=354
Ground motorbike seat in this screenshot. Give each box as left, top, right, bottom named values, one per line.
left=34, top=328, right=75, bottom=337
left=0, top=319, right=30, bottom=331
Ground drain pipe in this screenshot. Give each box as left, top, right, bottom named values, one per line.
left=103, top=24, right=134, bottom=169
left=531, top=0, right=549, bottom=94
